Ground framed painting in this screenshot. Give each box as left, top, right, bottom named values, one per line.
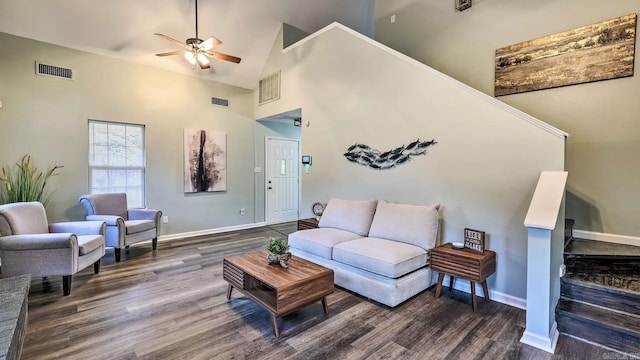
left=495, top=14, right=636, bottom=96
left=183, top=128, right=227, bottom=193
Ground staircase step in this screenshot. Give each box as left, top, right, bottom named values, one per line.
left=557, top=298, right=640, bottom=354
left=565, top=238, right=640, bottom=257
left=564, top=238, right=640, bottom=275
left=561, top=274, right=640, bottom=315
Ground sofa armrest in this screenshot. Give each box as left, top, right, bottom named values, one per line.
left=86, top=215, right=123, bottom=227
left=128, top=209, right=162, bottom=222
left=50, top=221, right=106, bottom=236
left=0, top=233, right=77, bottom=251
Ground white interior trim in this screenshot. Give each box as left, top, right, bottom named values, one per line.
left=520, top=321, right=559, bottom=354
left=524, top=171, right=568, bottom=230
left=284, top=22, right=569, bottom=139
left=573, top=229, right=640, bottom=247
left=158, top=222, right=267, bottom=242
left=433, top=273, right=526, bottom=310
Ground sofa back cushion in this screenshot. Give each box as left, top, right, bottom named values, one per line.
left=368, top=200, right=440, bottom=250
left=318, top=198, right=377, bottom=236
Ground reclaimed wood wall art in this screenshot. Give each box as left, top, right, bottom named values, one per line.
left=495, top=14, right=637, bottom=97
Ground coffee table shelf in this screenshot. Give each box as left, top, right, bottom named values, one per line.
left=223, top=250, right=334, bottom=337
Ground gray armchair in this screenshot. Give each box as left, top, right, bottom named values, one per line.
left=78, top=193, right=162, bottom=262
left=0, top=201, right=106, bottom=296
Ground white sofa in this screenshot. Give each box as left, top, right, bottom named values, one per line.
left=288, top=198, right=440, bottom=307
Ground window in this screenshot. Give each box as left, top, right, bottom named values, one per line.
left=88, top=120, right=145, bottom=208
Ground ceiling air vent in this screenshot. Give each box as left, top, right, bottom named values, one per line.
left=211, top=97, right=229, bottom=107
left=258, top=71, right=281, bottom=105
left=35, top=61, right=73, bottom=80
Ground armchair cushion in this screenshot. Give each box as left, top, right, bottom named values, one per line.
left=78, top=234, right=104, bottom=255
left=126, top=220, right=155, bottom=235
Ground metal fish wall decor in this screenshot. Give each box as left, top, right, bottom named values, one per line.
left=343, top=139, right=437, bottom=170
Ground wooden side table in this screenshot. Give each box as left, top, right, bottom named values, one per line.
left=431, top=243, right=496, bottom=312
left=297, top=218, right=319, bottom=230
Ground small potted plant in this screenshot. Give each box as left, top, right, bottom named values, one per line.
left=266, top=237, right=292, bottom=268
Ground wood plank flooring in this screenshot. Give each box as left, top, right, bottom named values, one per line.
left=20, top=223, right=616, bottom=359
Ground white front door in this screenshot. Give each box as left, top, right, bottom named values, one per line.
left=266, top=137, right=300, bottom=224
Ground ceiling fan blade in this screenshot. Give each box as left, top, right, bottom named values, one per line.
left=203, top=50, right=241, bottom=64
left=199, top=61, right=211, bottom=70
left=154, top=33, right=188, bottom=48
left=201, top=36, right=222, bottom=50
left=155, top=50, right=186, bottom=57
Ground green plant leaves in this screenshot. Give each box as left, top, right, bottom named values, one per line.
left=0, top=154, right=63, bottom=206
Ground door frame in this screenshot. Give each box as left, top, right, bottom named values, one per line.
left=264, top=136, right=301, bottom=225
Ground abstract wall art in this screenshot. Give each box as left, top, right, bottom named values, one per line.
left=495, top=13, right=636, bottom=96
left=183, top=128, right=227, bottom=193
left=344, top=138, right=437, bottom=170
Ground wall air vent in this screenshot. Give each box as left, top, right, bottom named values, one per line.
left=35, top=61, right=73, bottom=80
left=258, top=71, right=281, bottom=105
left=211, top=97, right=229, bottom=107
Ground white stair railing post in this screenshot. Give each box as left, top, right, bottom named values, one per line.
left=520, top=171, right=568, bottom=353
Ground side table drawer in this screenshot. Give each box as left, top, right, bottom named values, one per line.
left=431, top=246, right=496, bottom=282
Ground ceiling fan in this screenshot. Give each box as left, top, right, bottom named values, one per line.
left=154, top=0, right=241, bottom=69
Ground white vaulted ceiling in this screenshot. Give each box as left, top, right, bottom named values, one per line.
left=0, top=0, right=374, bottom=89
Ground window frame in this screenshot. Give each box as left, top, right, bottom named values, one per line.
left=88, top=119, right=147, bottom=208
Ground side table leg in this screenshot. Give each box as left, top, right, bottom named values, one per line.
left=449, top=276, right=455, bottom=291
left=226, top=284, right=233, bottom=300
left=470, top=281, right=477, bottom=312
left=270, top=314, right=280, bottom=337
left=481, top=280, right=491, bottom=302
left=435, top=273, right=445, bottom=299
left=321, top=296, right=329, bottom=314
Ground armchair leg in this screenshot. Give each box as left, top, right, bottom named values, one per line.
left=94, top=259, right=101, bottom=274
left=115, top=248, right=122, bottom=262
left=62, top=275, right=72, bottom=296
left=152, top=238, right=158, bottom=251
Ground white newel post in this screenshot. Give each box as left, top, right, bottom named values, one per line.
left=520, top=171, right=568, bottom=353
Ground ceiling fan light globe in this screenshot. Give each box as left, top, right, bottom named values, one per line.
left=184, top=51, right=196, bottom=65
left=197, top=53, right=210, bottom=66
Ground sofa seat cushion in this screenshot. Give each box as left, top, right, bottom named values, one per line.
left=288, top=228, right=363, bottom=259
left=125, top=220, right=155, bottom=235
left=332, top=237, right=428, bottom=278
left=318, top=198, right=377, bottom=236
left=77, top=234, right=104, bottom=255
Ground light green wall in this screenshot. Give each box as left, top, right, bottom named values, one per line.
left=0, top=32, right=255, bottom=235
left=256, top=24, right=565, bottom=299
left=374, top=0, right=640, bottom=237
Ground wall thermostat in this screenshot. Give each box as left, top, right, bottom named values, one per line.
left=301, top=155, right=312, bottom=165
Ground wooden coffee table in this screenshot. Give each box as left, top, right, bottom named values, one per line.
left=223, top=250, right=334, bottom=337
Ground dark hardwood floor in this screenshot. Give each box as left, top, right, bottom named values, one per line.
left=21, top=223, right=616, bottom=359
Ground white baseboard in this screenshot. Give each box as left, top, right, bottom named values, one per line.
left=573, top=229, right=640, bottom=247
left=520, top=321, right=559, bottom=354
left=158, top=222, right=268, bottom=242
left=432, top=273, right=527, bottom=310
